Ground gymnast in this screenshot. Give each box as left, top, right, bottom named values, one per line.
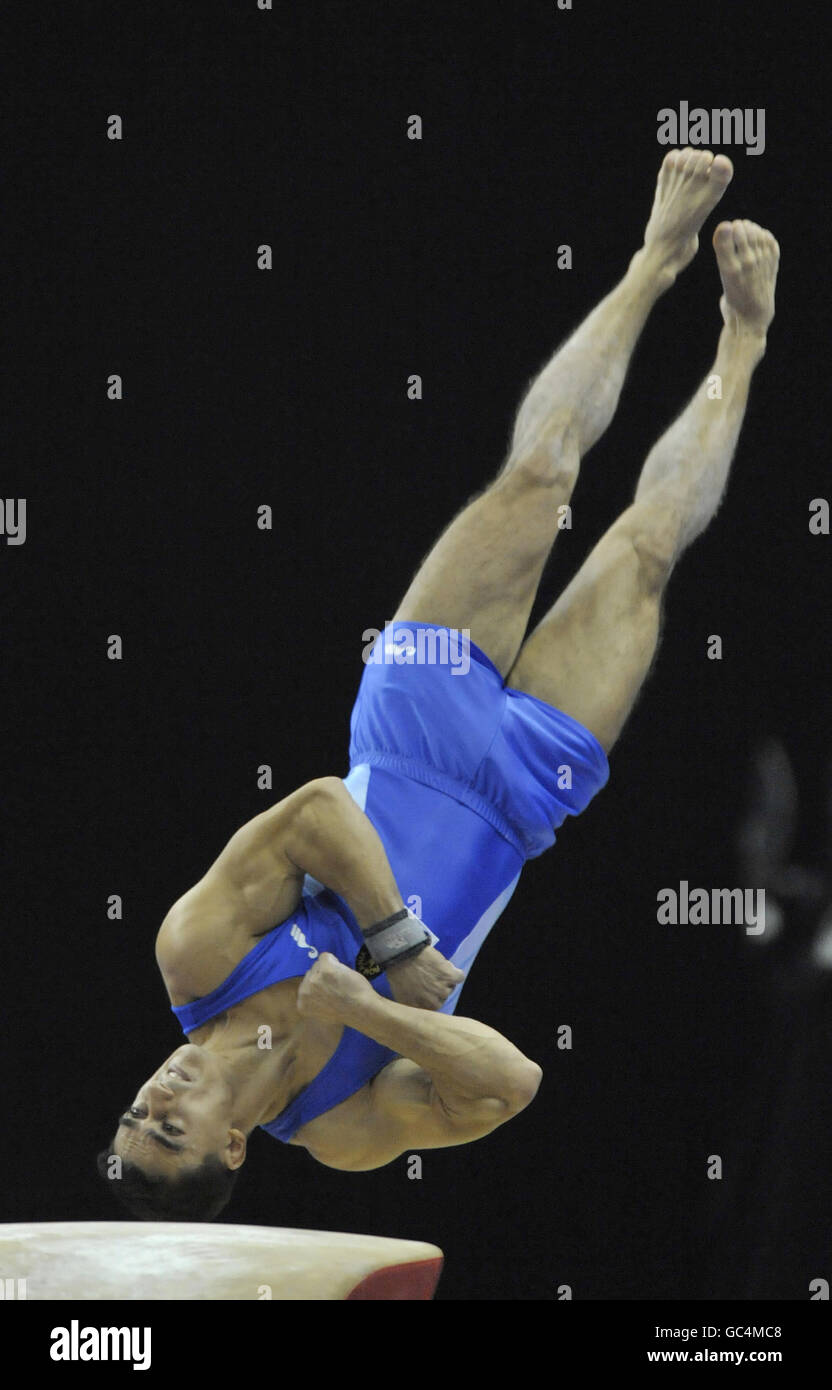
left=99, top=149, right=779, bottom=1218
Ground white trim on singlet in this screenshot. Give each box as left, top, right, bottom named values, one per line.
left=339, top=761, right=521, bottom=1014
left=438, top=872, right=522, bottom=1013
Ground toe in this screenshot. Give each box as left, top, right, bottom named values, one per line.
left=713, top=222, right=740, bottom=265
left=711, top=154, right=734, bottom=184
left=732, top=219, right=751, bottom=257
left=759, top=227, right=778, bottom=257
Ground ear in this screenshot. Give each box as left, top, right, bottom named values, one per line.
left=224, top=1129, right=248, bottom=1171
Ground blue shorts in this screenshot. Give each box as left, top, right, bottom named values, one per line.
left=348, top=623, right=609, bottom=861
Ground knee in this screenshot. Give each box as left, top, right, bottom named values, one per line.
left=501, top=412, right=581, bottom=495
left=625, top=499, right=681, bottom=593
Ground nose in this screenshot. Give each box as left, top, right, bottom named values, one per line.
left=149, top=1075, right=176, bottom=1099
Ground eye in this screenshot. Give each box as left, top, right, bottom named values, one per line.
left=127, top=1106, right=182, bottom=1136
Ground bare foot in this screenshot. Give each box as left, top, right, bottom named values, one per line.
left=712, top=219, right=780, bottom=340
left=643, top=148, right=734, bottom=278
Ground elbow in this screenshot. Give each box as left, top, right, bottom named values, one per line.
left=295, top=777, right=348, bottom=835
left=301, top=777, right=349, bottom=813
left=303, top=775, right=346, bottom=799
left=503, top=1063, right=543, bottom=1113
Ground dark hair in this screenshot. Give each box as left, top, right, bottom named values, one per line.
left=96, top=1146, right=239, bottom=1222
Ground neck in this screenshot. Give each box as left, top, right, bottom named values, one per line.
left=200, top=1010, right=302, bottom=1132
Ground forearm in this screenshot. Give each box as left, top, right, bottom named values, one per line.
left=340, top=990, right=541, bottom=1107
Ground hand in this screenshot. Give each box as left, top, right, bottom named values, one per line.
left=296, top=952, right=375, bottom=1024
left=386, top=945, right=466, bottom=1011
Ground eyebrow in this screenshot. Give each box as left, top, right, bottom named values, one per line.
left=117, top=1114, right=186, bottom=1153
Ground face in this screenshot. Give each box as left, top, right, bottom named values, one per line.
left=112, top=1044, right=245, bottom=1178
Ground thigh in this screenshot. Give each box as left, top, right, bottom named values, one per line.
left=506, top=521, right=666, bottom=752
left=392, top=419, right=580, bottom=675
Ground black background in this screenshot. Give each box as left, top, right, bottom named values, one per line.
left=4, top=1, right=830, bottom=1303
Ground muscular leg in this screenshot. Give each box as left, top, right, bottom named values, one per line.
left=392, top=150, right=734, bottom=675
left=507, top=220, right=780, bottom=750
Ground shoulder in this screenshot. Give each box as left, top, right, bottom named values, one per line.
left=154, top=888, right=254, bottom=1003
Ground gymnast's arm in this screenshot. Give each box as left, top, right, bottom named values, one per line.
left=156, top=778, right=456, bottom=1005
left=297, top=954, right=543, bottom=1170
left=158, top=777, right=403, bottom=953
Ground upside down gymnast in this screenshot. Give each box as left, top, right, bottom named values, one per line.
left=99, top=149, right=779, bottom=1220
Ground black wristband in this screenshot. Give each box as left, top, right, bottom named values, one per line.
left=361, top=907, right=431, bottom=969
